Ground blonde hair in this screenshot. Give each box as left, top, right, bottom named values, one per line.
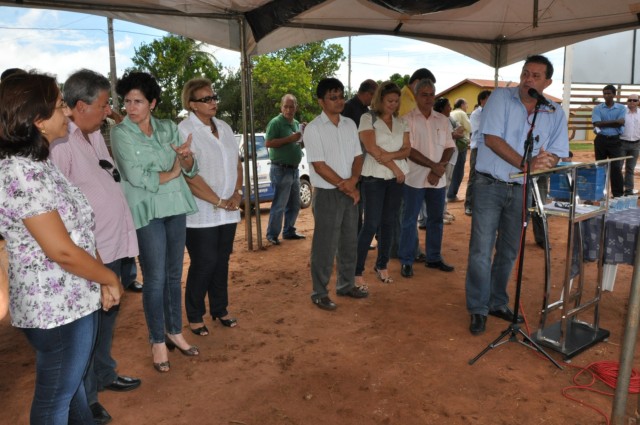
left=370, top=81, right=401, bottom=117
left=181, top=78, right=213, bottom=112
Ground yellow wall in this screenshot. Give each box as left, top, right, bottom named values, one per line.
left=437, top=84, right=494, bottom=110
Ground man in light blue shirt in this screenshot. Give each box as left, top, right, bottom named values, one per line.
left=592, top=84, right=626, bottom=197
left=466, top=54, right=569, bottom=335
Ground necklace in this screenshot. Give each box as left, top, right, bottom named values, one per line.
left=210, top=120, right=218, bottom=136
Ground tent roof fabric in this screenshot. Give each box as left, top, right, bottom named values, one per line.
left=1, top=0, right=639, bottom=67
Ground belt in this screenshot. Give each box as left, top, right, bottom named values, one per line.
left=477, top=171, right=521, bottom=186
left=271, top=162, right=297, bottom=170
left=597, top=134, right=620, bottom=140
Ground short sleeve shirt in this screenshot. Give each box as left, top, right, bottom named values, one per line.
left=265, top=114, right=302, bottom=166
left=358, top=112, right=409, bottom=179
left=0, top=157, right=101, bottom=329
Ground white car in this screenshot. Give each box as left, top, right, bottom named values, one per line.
left=235, top=133, right=313, bottom=209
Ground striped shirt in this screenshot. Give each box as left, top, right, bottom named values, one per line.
left=50, top=121, right=138, bottom=264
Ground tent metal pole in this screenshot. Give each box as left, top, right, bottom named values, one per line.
left=611, top=233, right=640, bottom=424
left=238, top=16, right=254, bottom=250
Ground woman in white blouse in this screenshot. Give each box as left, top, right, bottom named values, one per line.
left=179, top=78, right=243, bottom=336
left=355, top=81, right=411, bottom=285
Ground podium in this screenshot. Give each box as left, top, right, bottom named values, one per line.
left=520, top=159, right=624, bottom=359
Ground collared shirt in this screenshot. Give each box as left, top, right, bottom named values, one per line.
left=50, top=121, right=138, bottom=263
left=621, top=108, right=640, bottom=142
left=265, top=113, right=303, bottom=166
left=450, top=108, right=472, bottom=140
left=592, top=102, right=626, bottom=136
left=0, top=157, right=100, bottom=329
left=477, top=87, right=569, bottom=183
left=399, top=85, right=417, bottom=117
left=469, top=106, right=483, bottom=149
left=111, top=116, right=198, bottom=229
left=342, top=95, right=369, bottom=127
left=404, top=107, right=456, bottom=189
left=304, top=111, right=363, bottom=189
left=358, top=112, right=409, bottom=179
left=178, top=113, right=241, bottom=228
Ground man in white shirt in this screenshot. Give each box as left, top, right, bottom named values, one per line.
left=621, top=93, right=640, bottom=195
left=304, top=78, right=367, bottom=311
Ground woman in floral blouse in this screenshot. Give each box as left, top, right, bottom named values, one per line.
left=111, top=72, right=199, bottom=373
left=0, top=73, right=122, bottom=423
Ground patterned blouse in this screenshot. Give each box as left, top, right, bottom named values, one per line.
left=0, top=157, right=101, bottom=329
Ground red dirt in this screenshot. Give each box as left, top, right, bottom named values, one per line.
left=1, top=151, right=638, bottom=425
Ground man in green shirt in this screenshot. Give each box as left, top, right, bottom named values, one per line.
left=265, top=94, right=305, bottom=245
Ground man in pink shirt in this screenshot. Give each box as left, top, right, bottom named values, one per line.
left=398, top=79, right=456, bottom=277
left=50, top=69, right=140, bottom=425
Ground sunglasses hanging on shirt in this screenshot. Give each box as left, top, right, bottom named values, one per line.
left=98, top=159, right=121, bottom=183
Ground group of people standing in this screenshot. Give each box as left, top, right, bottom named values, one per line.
left=0, top=69, right=239, bottom=424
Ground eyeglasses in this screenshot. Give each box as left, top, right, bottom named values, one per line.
left=191, top=95, right=218, bottom=104
left=325, top=94, right=346, bottom=102
left=98, top=159, right=121, bottom=183
left=629, top=99, right=639, bottom=102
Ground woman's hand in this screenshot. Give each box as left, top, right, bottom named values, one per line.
left=172, top=135, right=194, bottom=171
left=376, top=151, right=394, bottom=164
left=100, top=273, right=123, bottom=311
left=223, top=192, right=242, bottom=211
left=392, top=167, right=405, bottom=184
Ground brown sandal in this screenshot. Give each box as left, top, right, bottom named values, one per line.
left=374, top=266, right=394, bottom=284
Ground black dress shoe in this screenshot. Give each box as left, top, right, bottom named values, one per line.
left=489, top=306, right=524, bottom=323
left=414, top=253, right=426, bottom=263
left=126, top=280, right=143, bottom=293
left=469, top=314, right=487, bottom=335
left=426, top=260, right=454, bottom=272
left=266, top=237, right=280, bottom=245
left=401, top=264, right=413, bottom=277
left=101, top=375, right=141, bottom=392
left=337, top=285, right=369, bottom=299
left=90, top=402, right=112, bottom=425
left=313, top=296, right=337, bottom=311
left=282, top=233, right=306, bottom=240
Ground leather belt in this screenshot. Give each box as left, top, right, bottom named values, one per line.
left=477, top=171, right=521, bottom=186
left=271, top=162, right=297, bottom=170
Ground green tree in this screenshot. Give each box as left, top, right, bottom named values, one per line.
left=216, top=68, right=242, bottom=131
left=389, top=73, right=409, bottom=88
left=128, top=35, right=223, bottom=119
left=271, top=41, right=345, bottom=90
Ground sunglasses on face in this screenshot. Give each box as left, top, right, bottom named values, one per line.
left=325, top=94, right=346, bottom=102
left=191, top=95, right=219, bottom=104
left=629, top=99, right=639, bottom=102
left=98, top=159, right=121, bottom=183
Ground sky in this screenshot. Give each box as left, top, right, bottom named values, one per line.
left=0, top=6, right=567, bottom=98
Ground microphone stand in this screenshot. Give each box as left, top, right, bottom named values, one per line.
left=469, top=100, right=562, bottom=369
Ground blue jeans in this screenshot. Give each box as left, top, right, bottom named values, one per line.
left=621, top=140, right=640, bottom=194
left=399, top=185, right=446, bottom=265
left=355, top=177, right=403, bottom=275
left=465, top=173, right=524, bottom=315
left=137, top=214, right=187, bottom=343
left=185, top=223, right=237, bottom=322
left=266, top=165, right=301, bottom=239
left=23, top=311, right=98, bottom=425
left=447, top=148, right=467, bottom=200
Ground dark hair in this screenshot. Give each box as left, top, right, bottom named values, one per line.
left=0, top=72, right=58, bottom=161
left=1, top=68, right=26, bottom=81
left=477, top=90, right=492, bottom=105
left=116, top=71, right=161, bottom=106
left=409, top=68, right=436, bottom=84
left=453, top=98, right=466, bottom=109
left=370, top=81, right=401, bottom=116
left=358, top=79, right=378, bottom=94
left=603, top=84, right=617, bottom=95
left=433, top=97, right=450, bottom=113
left=64, top=69, right=111, bottom=108
left=316, top=78, right=344, bottom=99
left=524, top=54, right=554, bottom=79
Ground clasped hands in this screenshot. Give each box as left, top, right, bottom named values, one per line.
left=217, top=192, right=242, bottom=211
left=337, top=177, right=360, bottom=205
left=427, top=161, right=447, bottom=186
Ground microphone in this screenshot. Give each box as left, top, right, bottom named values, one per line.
left=528, top=88, right=556, bottom=111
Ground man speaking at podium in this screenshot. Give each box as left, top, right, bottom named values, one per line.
left=465, top=54, right=569, bottom=335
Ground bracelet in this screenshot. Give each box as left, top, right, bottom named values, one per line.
left=216, top=199, right=223, bottom=208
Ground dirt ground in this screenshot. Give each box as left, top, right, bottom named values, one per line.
left=1, top=150, right=640, bottom=425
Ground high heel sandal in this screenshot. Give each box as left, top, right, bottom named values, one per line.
left=189, top=324, right=209, bottom=336
left=215, top=316, right=238, bottom=328
left=165, top=335, right=199, bottom=356
left=151, top=344, right=170, bottom=373
left=373, top=266, right=394, bottom=284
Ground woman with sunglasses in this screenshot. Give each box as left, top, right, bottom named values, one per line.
left=111, top=72, right=199, bottom=373
left=0, top=72, right=122, bottom=423
left=178, top=78, right=242, bottom=336
left=355, top=81, right=411, bottom=285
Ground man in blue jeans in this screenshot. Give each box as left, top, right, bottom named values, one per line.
left=465, top=55, right=569, bottom=335
left=265, top=94, right=305, bottom=245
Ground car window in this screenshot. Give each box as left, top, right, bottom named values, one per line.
left=254, top=135, right=268, bottom=160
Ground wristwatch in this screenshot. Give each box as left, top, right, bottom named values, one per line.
left=236, top=189, right=243, bottom=196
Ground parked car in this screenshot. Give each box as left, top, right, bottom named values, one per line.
left=235, top=133, right=313, bottom=209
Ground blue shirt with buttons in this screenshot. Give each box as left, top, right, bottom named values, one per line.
left=592, top=102, right=626, bottom=137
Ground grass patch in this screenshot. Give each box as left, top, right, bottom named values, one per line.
left=569, top=141, right=592, bottom=152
